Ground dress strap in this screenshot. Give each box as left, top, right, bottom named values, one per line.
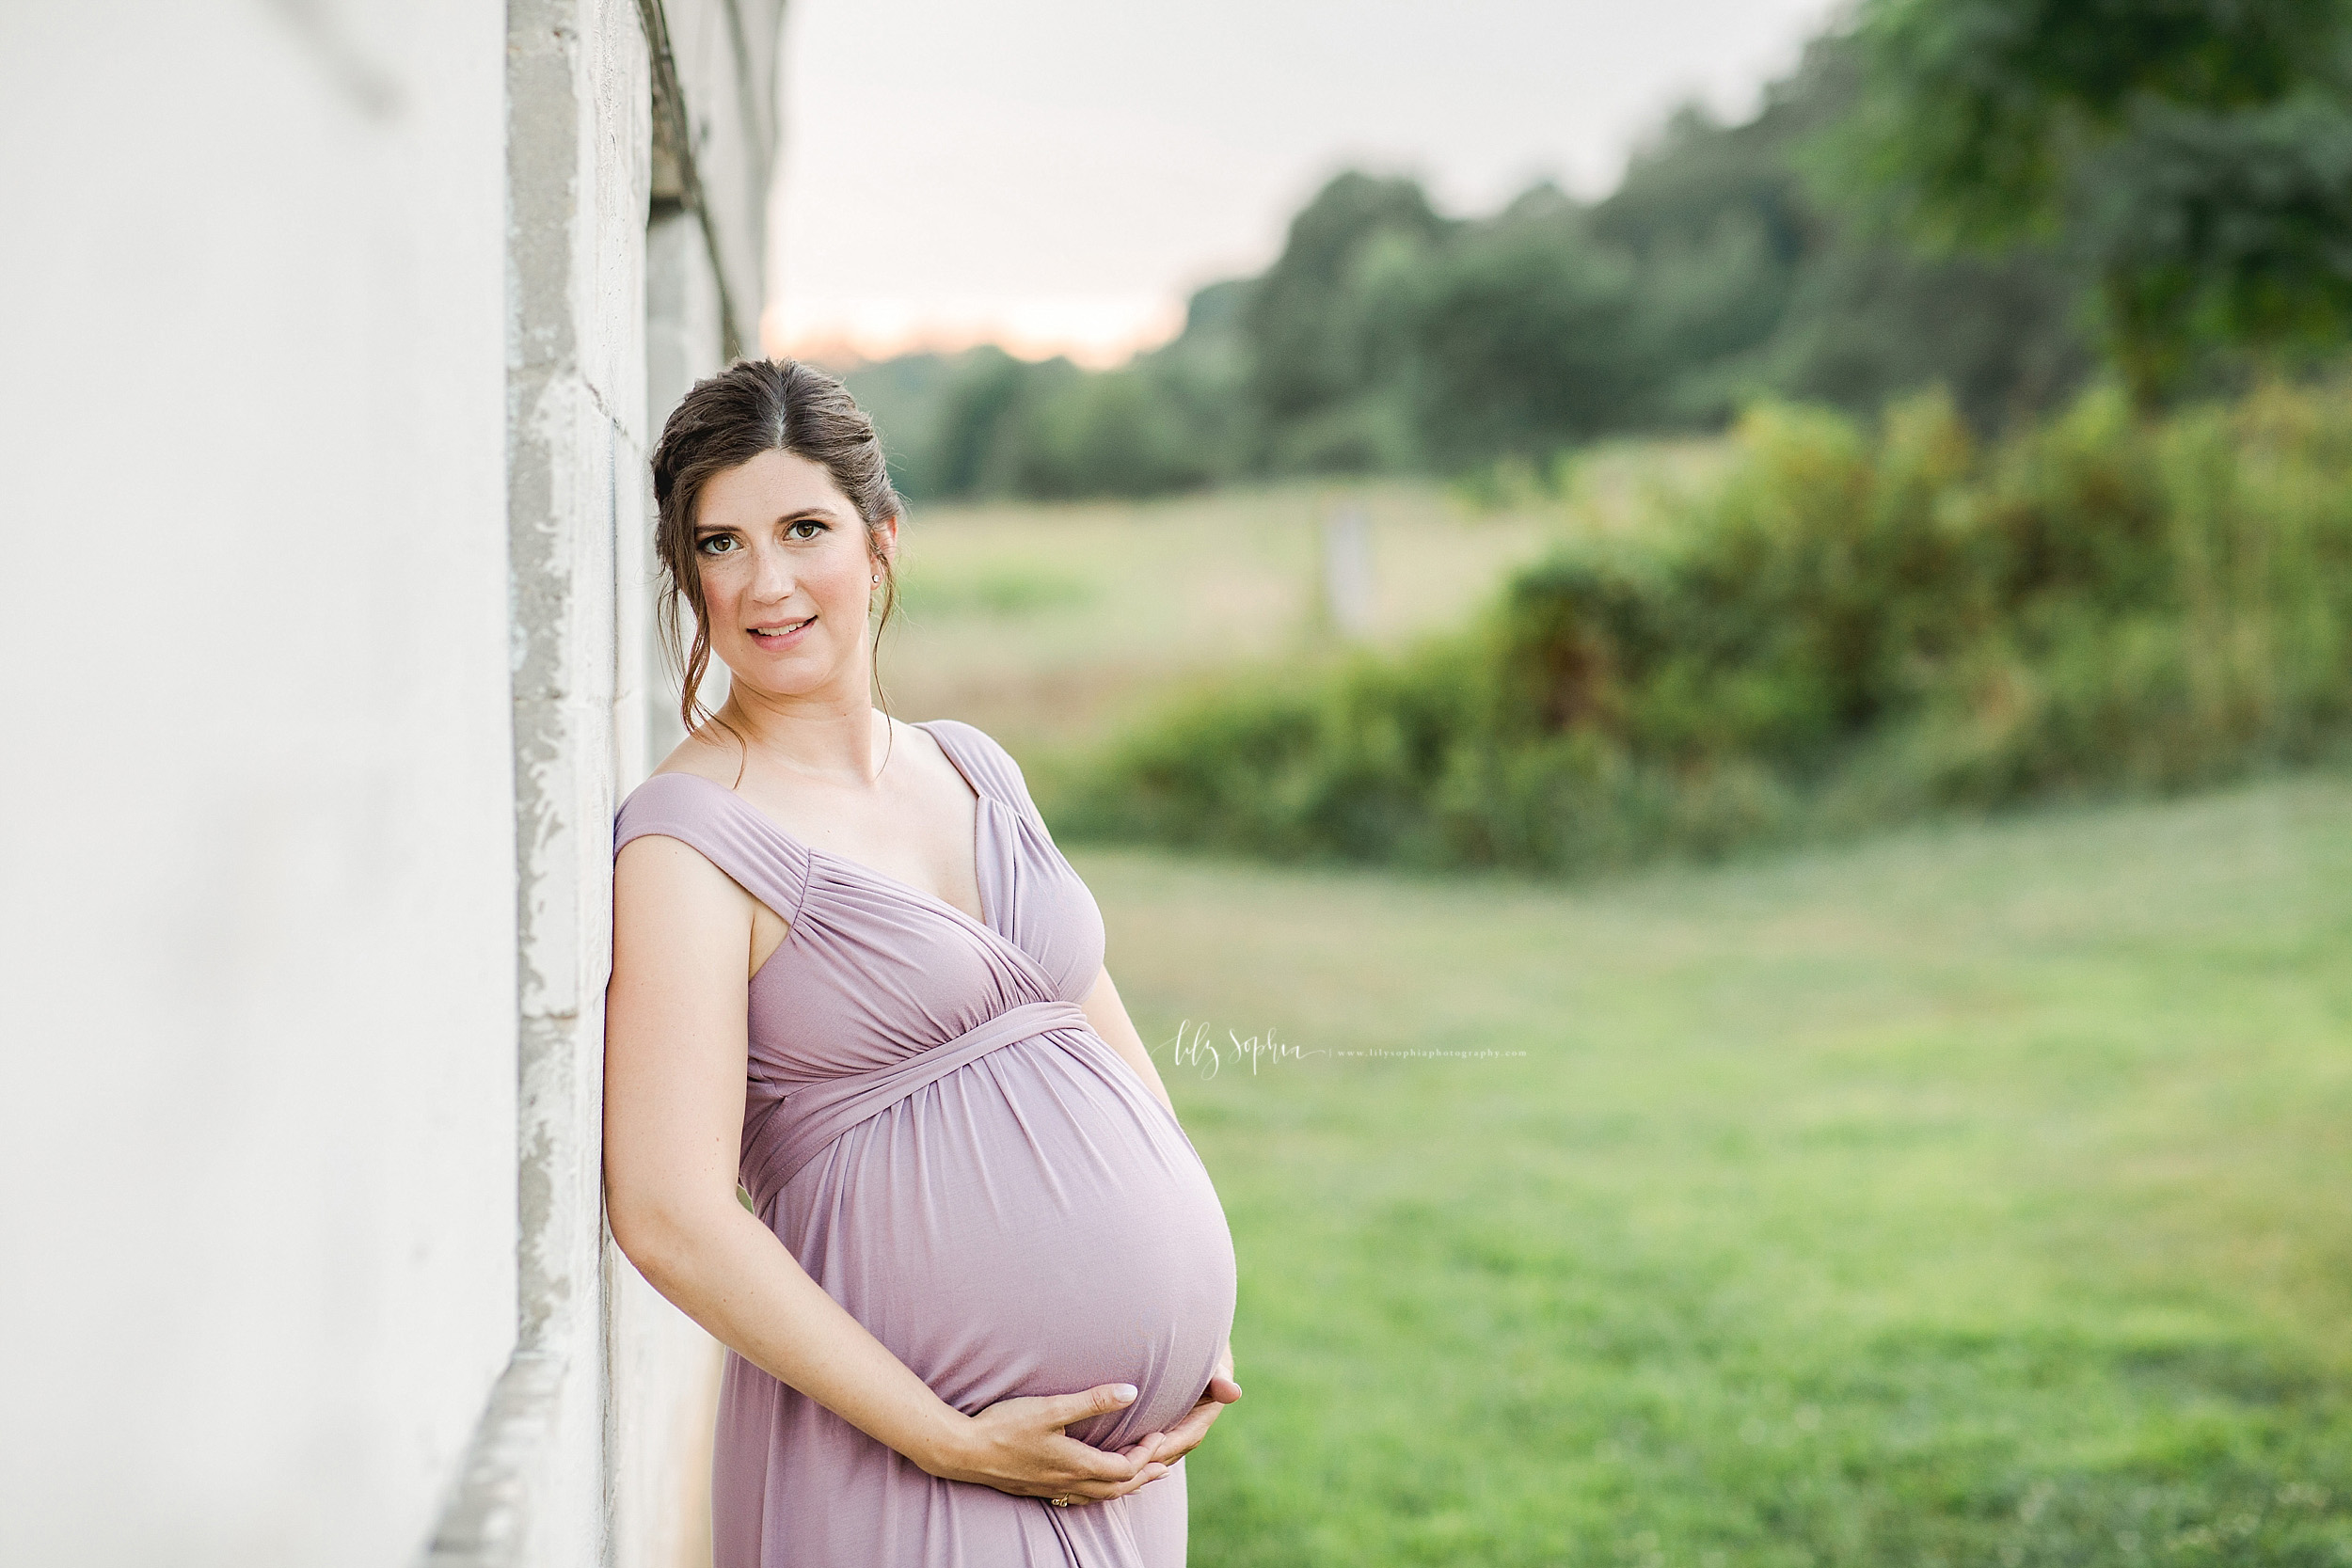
left=612, top=772, right=811, bottom=929
left=918, top=718, right=1041, bottom=823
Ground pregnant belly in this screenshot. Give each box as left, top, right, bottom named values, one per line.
left=774, top=1028, right=1239, bottom=1450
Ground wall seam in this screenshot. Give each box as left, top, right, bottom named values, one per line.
left=636, top=0, right=744, bottom=358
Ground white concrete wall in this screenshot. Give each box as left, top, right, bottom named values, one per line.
left=644, top=206, right=733, bottom=762
left=0, top=4, right=514, bottom=1562
left=433, top=1, right=776, bottom=1564
left=0, top=2, right=782, bottom=1563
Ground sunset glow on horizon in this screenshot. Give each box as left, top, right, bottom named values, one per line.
left=761, top=294, right=1188, bottom=371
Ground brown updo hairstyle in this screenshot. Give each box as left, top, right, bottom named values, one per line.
left=649, top=357, right=906, bottom=742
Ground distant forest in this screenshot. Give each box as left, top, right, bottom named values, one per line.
left=845, top=35, right=2100, bottom=502
left=1028, top=0, right=2352, bottom=872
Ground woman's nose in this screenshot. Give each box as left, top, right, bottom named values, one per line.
left=747, top=541, right=794, bottom=600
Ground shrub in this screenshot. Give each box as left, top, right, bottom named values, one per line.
left=1054, top=377, right=2352, bottom=873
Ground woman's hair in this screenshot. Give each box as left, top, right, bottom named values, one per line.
left=648, top=357, right=906, bottom=740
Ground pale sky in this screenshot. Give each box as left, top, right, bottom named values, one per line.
left=766, top=0, right=1851, bottom=366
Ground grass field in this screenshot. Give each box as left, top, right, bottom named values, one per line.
left=882, top=479, right=1570, bottom=758
left=1069, top=774, right=2352, bottom=1568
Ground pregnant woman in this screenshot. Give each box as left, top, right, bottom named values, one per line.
left=602, top=358, right=1241, bottom=1568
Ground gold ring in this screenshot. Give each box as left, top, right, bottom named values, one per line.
left=1050, top=1496, right=1072, bottom=1508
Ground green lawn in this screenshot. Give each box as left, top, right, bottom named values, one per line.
left=1070, top=775, right=2352, bottom=1568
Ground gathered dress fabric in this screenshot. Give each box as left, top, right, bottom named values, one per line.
left=612, top=718, right=1238, bottom=1568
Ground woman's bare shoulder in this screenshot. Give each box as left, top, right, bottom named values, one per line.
left=646, top=724, right=746, bottom=787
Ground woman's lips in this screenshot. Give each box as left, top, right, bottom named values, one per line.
left=748, top=614, right=815, bottom=649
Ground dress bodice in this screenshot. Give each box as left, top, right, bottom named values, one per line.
left=612, top=717, right=1108, bottom=1100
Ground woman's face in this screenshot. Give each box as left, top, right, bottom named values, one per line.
left=691, top=447, right=894, bottom=701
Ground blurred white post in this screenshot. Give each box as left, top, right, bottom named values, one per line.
left=1321, top=503, right=1378, bottom=639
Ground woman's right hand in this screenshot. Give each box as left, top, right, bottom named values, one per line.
left=920, top=1382, right=1171, bottom=1505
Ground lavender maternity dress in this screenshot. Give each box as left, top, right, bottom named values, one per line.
left=613, top=718, right=1238, bottom=1568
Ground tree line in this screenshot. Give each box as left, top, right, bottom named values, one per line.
left=850, top=0, right=2352, bottom=504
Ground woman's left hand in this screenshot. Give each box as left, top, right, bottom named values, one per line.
left=1117, top=1343, right=1241, bottom=1474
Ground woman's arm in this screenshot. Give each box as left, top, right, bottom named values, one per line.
left=603, top=834, right=1169, bottom=1503
left=1078, top=965, right=1176, bottom=1115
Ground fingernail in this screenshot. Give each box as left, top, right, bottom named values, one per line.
left=1112, top=1384, right=1137, bottom=1402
